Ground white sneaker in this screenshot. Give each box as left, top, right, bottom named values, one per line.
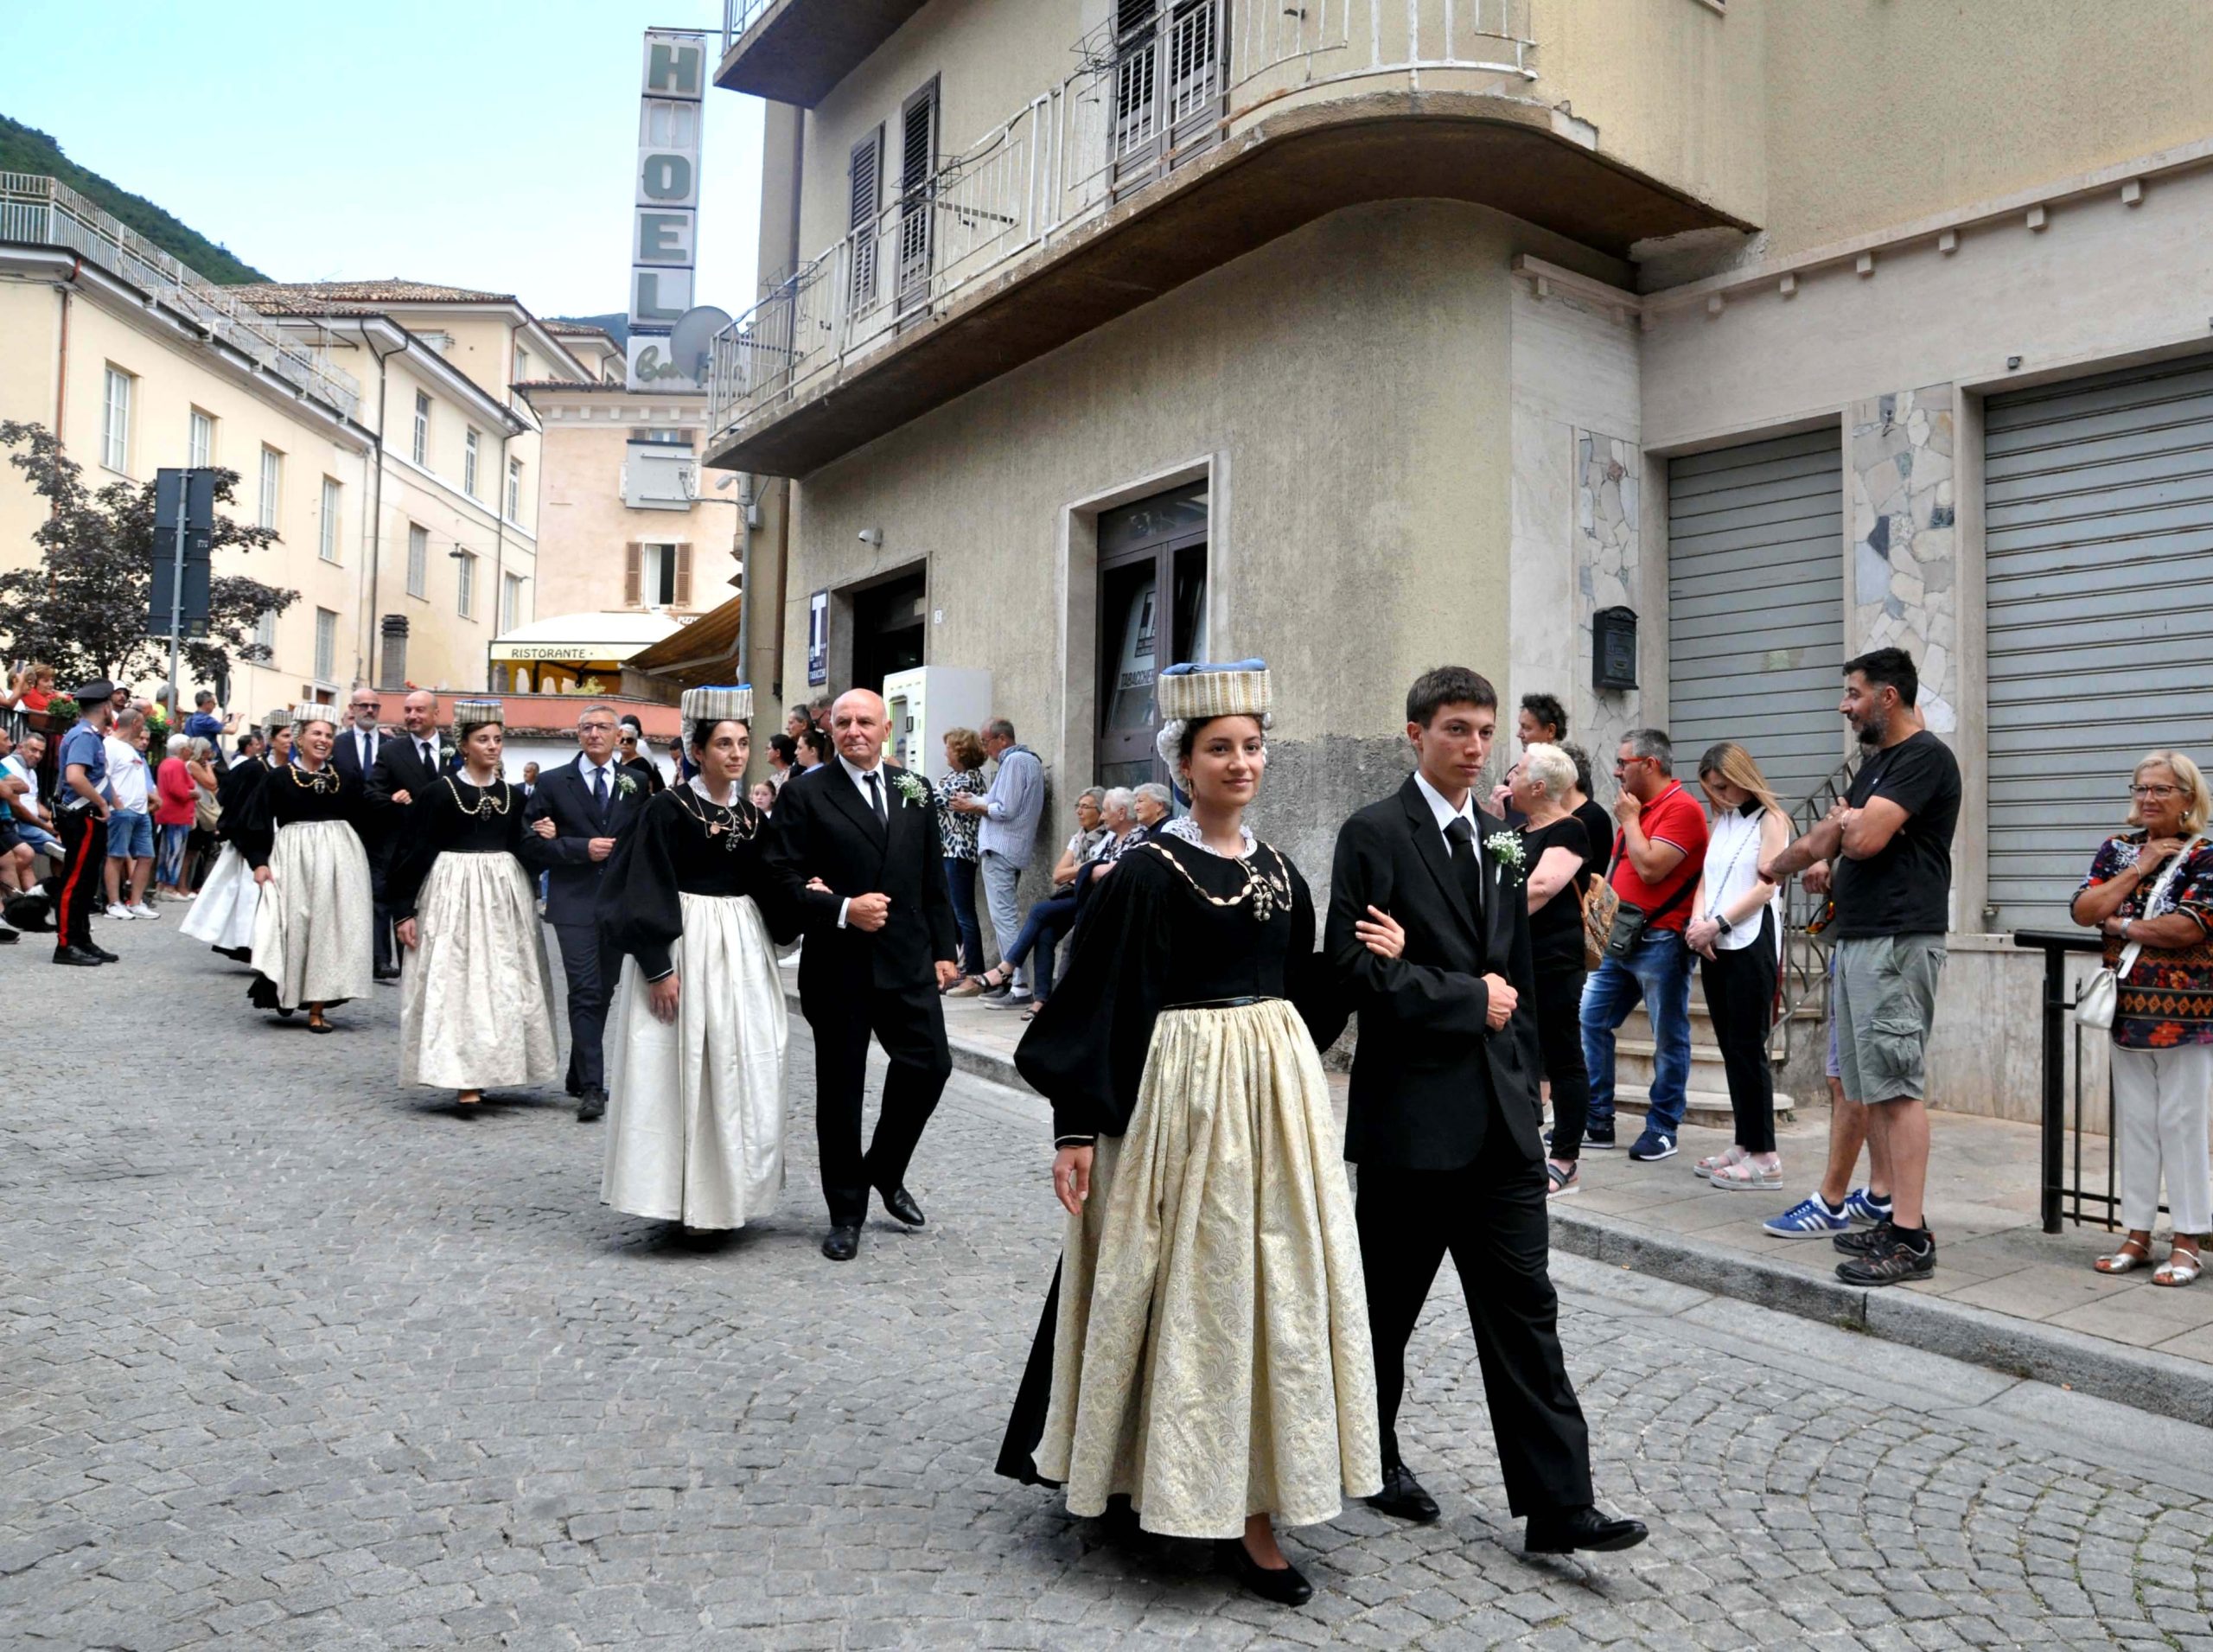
left=130, top=903, right=160, bottom=920
left=105, top=903, right=136, bottom=920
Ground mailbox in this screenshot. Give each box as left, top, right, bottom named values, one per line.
left=1592, top=606, right=1638, bottom=691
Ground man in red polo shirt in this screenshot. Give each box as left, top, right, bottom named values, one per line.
left=1577, top=729, right=1709, bottom=1161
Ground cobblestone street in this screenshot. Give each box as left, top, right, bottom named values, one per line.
left=5, top=918, right=2213, bottom=1650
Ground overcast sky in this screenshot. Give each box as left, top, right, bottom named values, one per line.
left=2, top=0, right=764, bottom=321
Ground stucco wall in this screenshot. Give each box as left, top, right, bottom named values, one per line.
left=533, top=405, right=733, bottom=623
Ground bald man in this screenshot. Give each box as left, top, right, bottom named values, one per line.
left=365, top=691, right=451, bottom=979
left=762, top=688, right=960, bottom=1260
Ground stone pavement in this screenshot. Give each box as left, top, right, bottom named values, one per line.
left=5, top=915, right=2213, bottom=1649
left=928, top=987, right=2213, bottom=1426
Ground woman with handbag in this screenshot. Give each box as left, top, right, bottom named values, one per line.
left=1684, top=743, right=1791, bottom=1191
left=2070, top=751, right=2213, bottom=1287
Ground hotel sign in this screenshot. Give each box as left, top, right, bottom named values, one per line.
left=628, top=29, right=706, bottom=391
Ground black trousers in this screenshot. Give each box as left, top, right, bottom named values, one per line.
left=1700, top=909, right=1778, bottom=1154
left=366, top=837, right=396, bottom=976
left=807, top=982, right=953, bottom=1227
left=1356, top=1135, right=1594, bottom=1517
left=1532, top=965, right=1591, bottom=1163
left=54, top=807, right=106, bottom=953
left=552, top=920, right=622, bottom=1097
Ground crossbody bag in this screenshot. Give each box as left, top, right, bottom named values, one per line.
left=2076, top=833, right=2203, bottom=1031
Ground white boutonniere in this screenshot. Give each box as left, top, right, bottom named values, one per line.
left=615, top=773, right=638, bottom=799
left=892, top=772, right=930, bottom=808
left=1485, top=831, right=1526, bottom=884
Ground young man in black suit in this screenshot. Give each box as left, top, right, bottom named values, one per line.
left=763, top=687, right=960, bottom=1260
left=333, top=686, right=397, bottom=979
left=522, top=705, right=646, bottom=1121
left=1325, top=665, right=1646, bottom=1557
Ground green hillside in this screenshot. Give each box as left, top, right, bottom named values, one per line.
left=0, top=114, right=270, bottom=284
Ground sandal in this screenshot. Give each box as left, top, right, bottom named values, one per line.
left=1709, top=1157, right=1783, bottom=1192
left=1693, top=1145, right=1749, bottom=1181
left=2094, top=1235, right=2153, bottom=1274
left=2153, top=1245, right=2202, bottom=1287
left=1546, top=1160, right=1580, bottom=1197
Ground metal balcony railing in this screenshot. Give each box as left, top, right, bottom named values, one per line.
left=0, top=173, right=363, bottom=419
left=709, top=0, right=1535, bottom=445
left=722, top=0, right=775, bottom=54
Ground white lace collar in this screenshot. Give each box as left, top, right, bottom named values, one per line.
left=1162, top=814, right=1256, bottom=860
left=687, top=774, right=741, bottom=807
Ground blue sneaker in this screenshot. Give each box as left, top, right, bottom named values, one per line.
left=1763, top=1192, right=1850, bottom=1238
left=1844, top=1187, right=1893, bottom=1226
left=1627, top=1129, right=1677, bottom=1163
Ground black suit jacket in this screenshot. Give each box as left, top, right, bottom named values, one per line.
left=1325, top=775, right=1545, bottom=1169
left=333, top=726, right=390, bottom=844
left=365, top=735, right=451, bottom=823
left=524, top=756, right=648, bottom=926
left=762, top=759, right=958, bottom=1005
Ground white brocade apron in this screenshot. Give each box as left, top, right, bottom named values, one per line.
left=180, top=845, right=258, bottom=950
left=248, top=818, right=373, bottom=1008
left=399, top=851, right=561, bottom=1090
left=602, top=890, right=789, bottom=1229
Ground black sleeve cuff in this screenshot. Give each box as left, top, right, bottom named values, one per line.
left=637, top=943, right=674, bottom=981
left=1054, top=1134, right=1096, bottom=1150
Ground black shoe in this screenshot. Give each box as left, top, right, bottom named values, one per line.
left=1215, top=1538, right=1313, bottom=1606
left=1367, top=1463, right=1440, bottom=1524
left=0, top=928, right=18, bottom=944
left=373, top=967, right=402, bottom=983
left=1525, top=1506, right=1649, bottom=1554
left=878, top=1184, right=926, bottom=1228
left=577, top=1092, right=606, bottom=1122
left=821, top=1224, right=861, bottom=1261
left=1834, top=1218, right=1895, bottom=1256
left=51, top=945, right=102, bottom=966
left=87, top=942, right=119, bottom=962
left=1580, top=1124, right=1617, bottom=1151
left=1837, top=1233, right=1936, bottom=1287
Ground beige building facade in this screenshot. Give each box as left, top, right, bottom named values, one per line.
left=705, top=0, right=2213, bottom=1120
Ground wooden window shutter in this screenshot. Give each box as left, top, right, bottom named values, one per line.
left=623, top=541, right=642, bottom=607
left=848, top=128, right=883, bottom=309
left=900, top=89, right=935, bottom=195
left=673, top=544, right=693, bottom=607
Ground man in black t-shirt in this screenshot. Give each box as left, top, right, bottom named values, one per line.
left=1762, top=647, right=1961, bottom=1286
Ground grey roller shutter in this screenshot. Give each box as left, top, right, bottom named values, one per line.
left=1668, top=428, right=1846, bottom=812
left=1985, top=354, right=2213, bottom=928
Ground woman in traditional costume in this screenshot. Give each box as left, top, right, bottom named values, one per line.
left=388, top=699, right=560, bottom=1110
left=998, top=660, right=1400, bottom=1607
left=598, top=686, right=795, bottom=1232
left=182, top=710, right=291, bottom=962
left=238, top=704, right=373, bottom=1032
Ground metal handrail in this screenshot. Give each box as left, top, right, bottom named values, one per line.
left=722, top=0, right=774, bottom=54
left=1770, top=753, right=1861, bottom=1068
left=2012, top=929, right=2119, bottom=1234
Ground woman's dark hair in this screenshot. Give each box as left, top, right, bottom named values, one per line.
left=1175, top=713, right=1265, bottom=765
left=1558, top=740, right=1594, bottom=798
left=768, top=732, right=797, bottom=766
left=795, top=726, right=826, bottom=762
left=1406, top=666, right=1496, bottom=728
left=688, top=717, right=750, bottom=755
left=1520, top=692, right=1567, bottom=741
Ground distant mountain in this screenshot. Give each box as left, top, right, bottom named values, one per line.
left=552, top=313, right=628, bottom=346
left=1, top=115, right=270, bottom=284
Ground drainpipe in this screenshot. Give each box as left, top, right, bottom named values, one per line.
left=45, top=262, right=79, bottom=603
left=490, top=425, right=511, bottom=692
left=364, top=326, right=409, bottom=692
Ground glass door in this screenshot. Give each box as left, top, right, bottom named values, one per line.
left=1095, top=480, right=1208, bottom=789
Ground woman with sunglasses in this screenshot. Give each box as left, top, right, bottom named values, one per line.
left=617, top=719, right=667, bottom=797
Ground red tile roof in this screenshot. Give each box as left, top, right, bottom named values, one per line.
left=232, top=279, right=520, bottom=316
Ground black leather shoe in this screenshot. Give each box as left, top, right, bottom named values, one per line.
left=1215, top=1538, right=1313, bottom=1606
left=1525, top=1506, right=1649, bottom=1554
left=577, top=1091, right=606, bottom=1122
left=87, top=942, right=120, bottom=962
left=51, top=945, right=102, bottom=966
left=1367, top=1463, right=1440, bottom=1523
left=878, top=1184, right=926, bottom=1228
left=821, top=1224, right=861, bottom=1261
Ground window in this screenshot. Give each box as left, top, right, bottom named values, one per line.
left=456, top=550, right=477, bottom=619
left=848, top=126, right=883, bottom=309
left=626, top=542, right=692, bottom=608
left=101, top=366, right=132, bottom=473
left=463, top=428, right=481, bottom=497
left=501, top=571, right=526, bottom=632
left=1095, top=477, right=1209, bottom=789
left=514, top=344, right=530, bottom=381
left=188, top=408, right=214, bottom=469
left=258, top=446, right=283, bottom=530
left=406, top=523, right=429, bottom=597
left=896, top=80, right=940, bottom=313
left=507, top=456, right=523, bottom=521
left=318, top=477, right=341, bottom=563
left=412, top=391, right=430, bottom=466
left=313, top=608, right=338, bottom=684
left=630, top=428, right=697, bottom=446
left=254, top=608, right=277, bottom=654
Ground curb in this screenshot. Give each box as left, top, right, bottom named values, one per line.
left=794, top=985, right=2213, bottom=1432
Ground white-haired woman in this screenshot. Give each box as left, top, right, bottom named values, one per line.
left=1511, top=743, right=1596, bottom=1196
left=2071, top=750, right=2213, bottom=1287
left=238, top=705, right=373, bottom=1032
left=152, top=732, right=199, bottom=897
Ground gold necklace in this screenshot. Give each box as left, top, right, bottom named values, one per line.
left=673, top=783, right=759, bottom=849
left=1141, top=839, right=1292, bottom=922
left=289, top=761, right=340, bottom=795
left=443, top=774, right=511, bottom=817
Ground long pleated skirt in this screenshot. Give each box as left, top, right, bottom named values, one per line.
left=180, top=844, right=258, bottom=951
left=248, top=819, right=373, bottom=1009
left=602, top=891, right=789, bottom=1229
left=1028, top=998, right=1381, bottom=1538
left=399, top=850, right=560, bottom=1090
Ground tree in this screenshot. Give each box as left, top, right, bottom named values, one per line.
left=0, top=421, right=298, bottom=694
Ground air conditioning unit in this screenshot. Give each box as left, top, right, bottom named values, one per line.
left=622, top=441, right=696, bottom=510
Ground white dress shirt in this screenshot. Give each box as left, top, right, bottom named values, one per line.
left=576, top=752, right=622, bottom=807
left=832, top=751, right=890, bottom=928
left=348, top=724, right=380, bottom=773
left=1412, top=768, right=1480, bottom=841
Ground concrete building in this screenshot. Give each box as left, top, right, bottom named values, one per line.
left=700, top=0, right=2210, bottom=1121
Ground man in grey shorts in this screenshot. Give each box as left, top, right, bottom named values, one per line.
left=1762, top=647, right=1960, bottom=1285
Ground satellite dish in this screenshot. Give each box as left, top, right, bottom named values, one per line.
left=667, top=305, right=733, bottom=386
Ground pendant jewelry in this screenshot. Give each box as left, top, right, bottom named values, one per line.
left=1145, top=839, right=1291, bottom=921
left=289, top=762, right=340, bottom=795
left=674, top=786, right=759, bottom=849
left=443, top=775, right=511, bottom=817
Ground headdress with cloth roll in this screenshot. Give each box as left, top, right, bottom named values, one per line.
left=290, top=701, right=338, bottom=730
left=260, top=707, right=295, bottom=734
left=450, top=698, right=504, bottom=733
left=680, top=684, right=754, bottom=728
left=1153, top=659, right=1273, bottom=787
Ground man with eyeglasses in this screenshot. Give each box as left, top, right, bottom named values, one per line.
left=1761, top=647, right=1960, bottom=1285
left=334, top=686, right=398, bottom=979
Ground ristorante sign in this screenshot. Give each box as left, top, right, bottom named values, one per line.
left=628, top=29, right=706, bottom=391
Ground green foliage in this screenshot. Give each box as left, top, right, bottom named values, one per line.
left=0, top=114, right=271, bottom=285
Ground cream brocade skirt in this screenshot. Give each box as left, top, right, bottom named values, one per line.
left=602, top=891, right=789, bottom=1230
left=180, top=845, right=258, bottom=950
left=399, top=852, right=560, bottom=1090
left=248, top=819, right=373, bottom=1008
left=1034, top=998, right=1381, bottom=1538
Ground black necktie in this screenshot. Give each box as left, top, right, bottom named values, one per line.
left=417, top=738, right=430, bottom=770
left=591, top=764, right=608, bottom=819
left=864, top=771, right=887, bottom=826
left=1445, top=816, right=1485, bottom=922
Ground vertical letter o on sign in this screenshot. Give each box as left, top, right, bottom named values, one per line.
left=641, top=154, right=692, bottom=201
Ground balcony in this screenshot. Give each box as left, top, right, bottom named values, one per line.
left=717, top=0, right=931, bottom=106
left=0, top=173, right=363, bottom=419
left=707, top=0, right=1745, bottom=477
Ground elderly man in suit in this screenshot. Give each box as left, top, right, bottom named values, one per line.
left=1326, top=665, right=1646, bottom=1558
left=333, top=686, right=397, bottom=980
left=763, top=687, right=960, bottom=1260
left=520, top=705, right=647, bottom=1120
